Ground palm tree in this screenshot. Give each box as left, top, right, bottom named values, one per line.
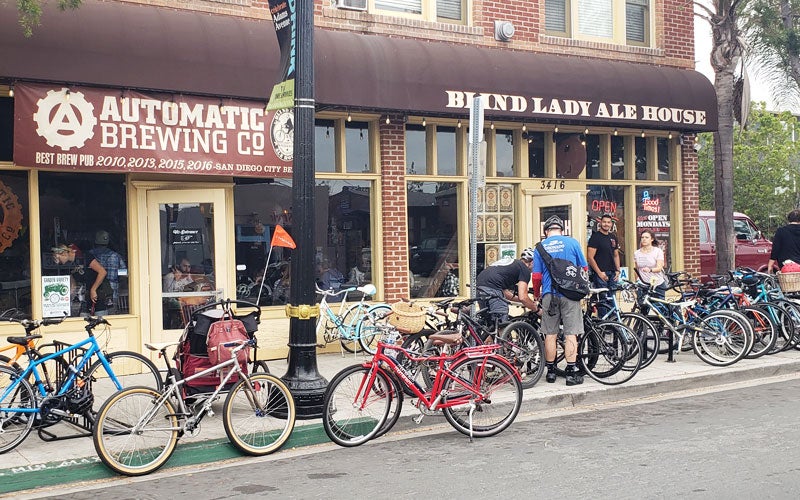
left=697, top=0, right=747, bottom=274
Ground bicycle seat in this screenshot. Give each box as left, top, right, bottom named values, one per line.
left=590, top=287, right=609, bottom=294
left=357, top=284, right=377, bottom=296
left=427, top=332, right=463, bottom=346
left=145, top=341, right=181, bottom=352
left=6, top=335, right=41, bottom=346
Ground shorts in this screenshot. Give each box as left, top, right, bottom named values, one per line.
left=540, top=294, right=584, bottom=336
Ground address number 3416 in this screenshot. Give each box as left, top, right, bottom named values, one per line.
left=540, top=180, right=566, bottom=190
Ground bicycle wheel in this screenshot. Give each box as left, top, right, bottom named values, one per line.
left=579, top=322, right=633, bottom=385
left=0, top=365, right=35, bottom=454
left=92, top=386, right=179, bottom=476
left=710, top=310, right=755, bottom=357
left=442, top=355, right=521, bottom=438
left=223, top=373, right=296, bottom=456
left=620, top=313, right=659, bottom=369
left=340, top=303, right=368, bottom=353
left=497, top=321, right=544, bottom=389
left=692, top=312, right=748, bottom=366
left=740, top=306, right=777, bottom=359
left=322, top=365, right=391, bottom=447
left=251, top=360, right=270, bottom=374
left=84, top=351, right=163, bottom=416
left=373, top=370, right=403, bottom=439
left=358, top=304, right=393, bottom=354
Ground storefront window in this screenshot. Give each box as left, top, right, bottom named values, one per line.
left=345, top=121, right=371, bottom=173
left=611, top=135, right=625, bottom=179
left=555, top=133, right=585, bottom=179
left=408, top=181, right=459, bottom=298
left=657, top=137, right=671, bottom=180
left=406, top=124, right=427, bottom=175
left=436, top=126, right=457, bottom=176
left=636, top=186, right=673, bottom=269
left=635, top=136, right=648, bottom=180
left=496, top=129, right=514, bottom=177
left=587, top=185, right=626, bottom=268
left=315, top=119, right=336, bottom=172
left=232, top=178, right=374, bottom=305
left=584, top=134, right=601, bottom=179
left=0, top=171, right=31, bottom=314
left=39, top=173, right=128, bottom=317
left=527, top=132, right=545, bottom=178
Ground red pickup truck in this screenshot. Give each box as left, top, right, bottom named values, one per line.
left=699, top=210, right=773, bottom=278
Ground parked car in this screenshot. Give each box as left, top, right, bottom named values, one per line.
left=699, top=210, right=772, bottom=278
left=409, top=237, right=456, bottom=277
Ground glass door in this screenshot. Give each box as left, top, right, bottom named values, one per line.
left=530, top=192, right=586, bottom=248
left=146, top=189, right=229, bottom=339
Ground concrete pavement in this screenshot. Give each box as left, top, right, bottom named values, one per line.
left=2, top=346, right=800, bottom=495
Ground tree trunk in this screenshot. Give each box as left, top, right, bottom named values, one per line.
left=710, top=6, right=742, bottom=276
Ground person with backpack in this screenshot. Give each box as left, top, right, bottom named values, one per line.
left=476, top=248, right=539, bottom=321
left=532, top=215, right=590, bottom=386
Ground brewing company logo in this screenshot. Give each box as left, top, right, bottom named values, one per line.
left=32, top=88, right=97, bottom=150
left=270, top=108, right=295, bottom=162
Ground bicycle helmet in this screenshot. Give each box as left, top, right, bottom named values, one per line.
left=543, top=215, right=565, bottom=231
left=520, top=247, right=535, bottom=261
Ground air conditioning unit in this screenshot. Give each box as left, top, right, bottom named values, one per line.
left=336, top=0, right=367, bottom=11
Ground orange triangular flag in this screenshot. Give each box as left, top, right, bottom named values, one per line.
left=271, top=224, right=296, bottom=249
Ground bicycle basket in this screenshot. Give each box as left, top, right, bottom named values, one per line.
left=387, top=302, right=426, bottom=333
left=777, top=272, right=800, bottom=293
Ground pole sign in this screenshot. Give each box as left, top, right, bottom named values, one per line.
left=468, top=96, right=485, bottom=302
left=266, top=0, right=297, bottom=111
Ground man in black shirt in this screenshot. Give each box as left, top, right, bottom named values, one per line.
left=768, top=209, right=800, bottom=272
left=476, top=248, right=539, bottom=321
left=587, top=214, right=620, bottom=317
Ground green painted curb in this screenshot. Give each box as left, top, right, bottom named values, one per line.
left=0, top=422, right=330, bottom=495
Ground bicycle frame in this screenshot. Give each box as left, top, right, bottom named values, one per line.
left=359, top=341, right=515, bottom=414
left=642, top=294, right=702, bottom=351
left=1, top=335, right=121, bottom=415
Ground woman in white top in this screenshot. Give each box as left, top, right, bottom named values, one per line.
left=633, top=230, right=668, bottom=313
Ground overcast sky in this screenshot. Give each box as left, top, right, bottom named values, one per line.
left=693, top=4, right=799, bottom=113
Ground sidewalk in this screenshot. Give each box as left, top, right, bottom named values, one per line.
left=3, top=347, right=800, bottom=495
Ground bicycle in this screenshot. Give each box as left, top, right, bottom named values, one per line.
left=316, top=284, right=392, bottom=354
left=322, top=330, right=522, bottom=447
left=92, top=338, right=296, bottom=476
left=0, top=316, right=162, bottom=453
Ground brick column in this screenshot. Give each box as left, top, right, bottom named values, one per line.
left=681, top=135, right=700, bottom=276
left=379, top=114, right=409, bottom=302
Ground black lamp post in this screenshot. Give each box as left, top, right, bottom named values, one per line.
left=281, top=0, right=327, bottom=418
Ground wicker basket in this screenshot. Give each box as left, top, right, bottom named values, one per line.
left=387, top=302, right=426, bottom=334
left=778, top=272, right=800, bottom=293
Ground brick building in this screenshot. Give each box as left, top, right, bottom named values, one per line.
left=0, top=0, right=715, bottom=356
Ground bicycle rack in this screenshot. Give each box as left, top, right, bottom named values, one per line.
left=36, top=340, right=93, bottom=442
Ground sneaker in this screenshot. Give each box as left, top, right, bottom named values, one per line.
left=546, top=370, right=557, bottom=383
left=565, top=367, right=584, bottom=386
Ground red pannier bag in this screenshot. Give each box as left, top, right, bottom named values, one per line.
left=207, top=312, right=250, bottom=366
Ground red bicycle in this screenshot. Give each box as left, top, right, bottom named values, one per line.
left=322, top=330, right=523, bottom=447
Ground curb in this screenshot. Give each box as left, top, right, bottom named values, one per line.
left=2, top=358, right=800, bottom=495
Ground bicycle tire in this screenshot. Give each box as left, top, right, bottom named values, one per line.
left=497, top=321, right=544, bottom=389
left=251, top=360, right=270, bottom=374
left=740, top=305, right=778, bottom=359
left=322, top=365, right=391, bottom=447
left=222, top=373, right=296, bottom=456
left=373, top=370, right=403, bottom=439
left=620, top=313, right=659, bottom=369
left=579, top=322, right=629, bottom=384
left=339, top=303, right=367, bottom=353
left=692, top=312, right=748, bottom=366
left=0, top=354, right=22, bottom=373
left=0, top=365, right=35, bottom=454
left=357, top=304, right=393, bottom=354
left=773, top=299, right=800, bottom=349
left=84, top=351, right=163, bottom=416
left=761, top=302, right=794, bottom=353
left=441, top=355, right=522, bottom=438
left=92, top=386, right=179, bottom=476
left=708, top=309, right=755, bottom=357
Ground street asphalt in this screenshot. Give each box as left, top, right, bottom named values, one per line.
left=2, top=346, right=800, bottom=496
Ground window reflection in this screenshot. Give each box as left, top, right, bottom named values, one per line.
left=657, top=138, right=671, bottom=180
left=407, top=181, right=459, bottom=298
left=611, top=136, right=626, bottom=179
left=406, top=124, right=427, bottom=175
left=436, top=126, right=457, bottom=176
left=345, top=121, right=370, bottom=173
left=0, top=171, right=31, bottom=315
left=527, top=132, right=545, bottom=178
left=496, top=130, right=514, bottom=177
left=635, top=137, right=647, bottom=180
left=315, top=119, right=336, bottom=172
left=585, top=135, right=601, bottom=179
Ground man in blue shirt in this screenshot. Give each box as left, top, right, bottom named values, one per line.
left=532, top=215, right=589, bottom=386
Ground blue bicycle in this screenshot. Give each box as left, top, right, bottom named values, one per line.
left=0, top=316, right=162, bottom=453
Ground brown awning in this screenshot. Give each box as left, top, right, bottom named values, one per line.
left=0, top=0, right=717, bottom=131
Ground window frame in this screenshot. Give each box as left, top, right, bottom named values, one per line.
left=370, top=0, right=468, bottom=25
left=544, top=0, right=653, bottom=47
